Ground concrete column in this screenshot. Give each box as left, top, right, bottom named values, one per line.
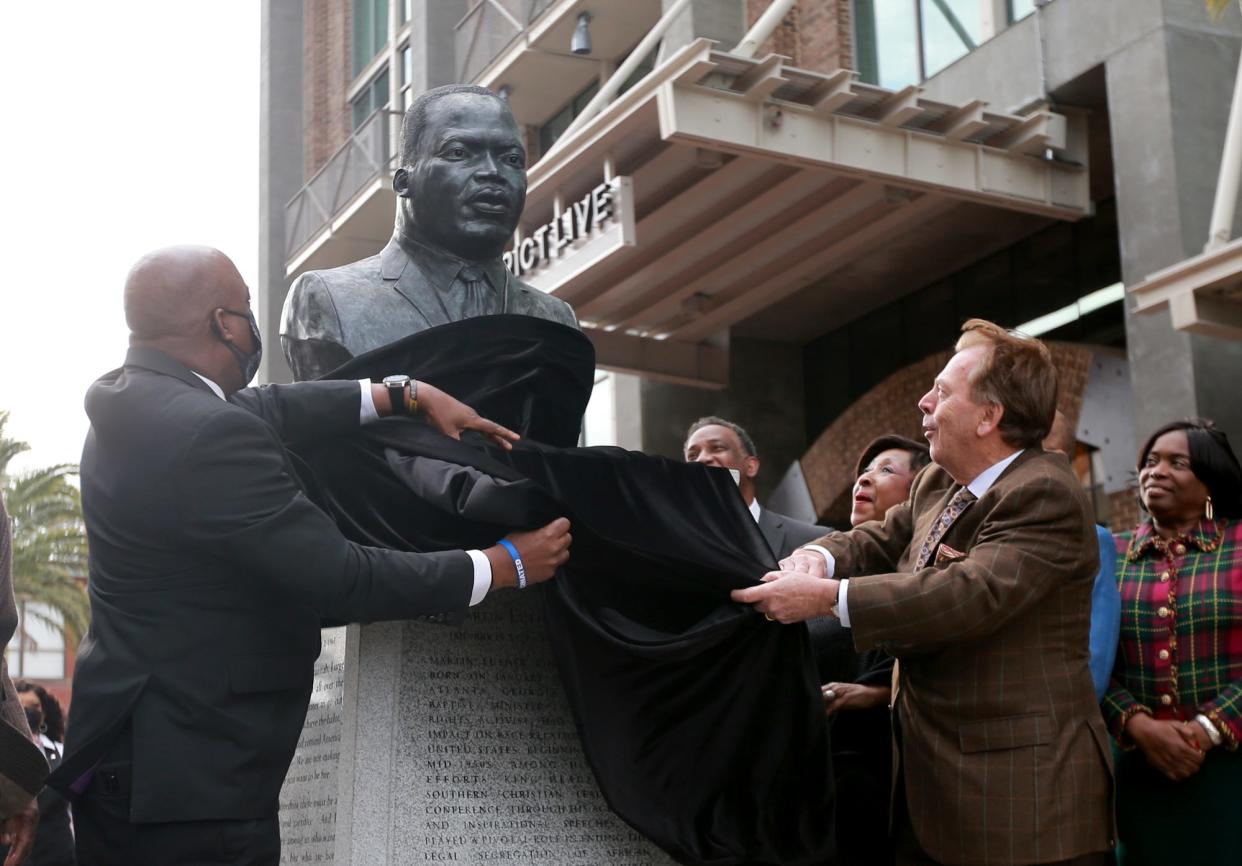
left=410, top=0, right=468, bottom=94
left=258, top=0, right=304, bottom=385
left=658, top=0, right=746, bottom=60
left=1106, top=22, right=1242, bottom=440
left=613, top=373, right=645, bottom=452
left=387, top=0, right=403, bottom=159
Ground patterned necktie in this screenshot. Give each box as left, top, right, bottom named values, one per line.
left=893, top=486, right=977, bottom=708
left=914, top=486, right=977, bottom=570
left=455, top=266, right=494, bottom=319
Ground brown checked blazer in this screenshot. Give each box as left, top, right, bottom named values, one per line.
left=812, top=449, right=1114, bottom=866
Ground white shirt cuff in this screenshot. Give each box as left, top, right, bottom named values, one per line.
left=465, top=549, right=492, bottom=607
left=799, top=544, right=847, bottom=626
left=801, top=544, right=836, bottom=577
left=358, top=379, right=380, bottom=424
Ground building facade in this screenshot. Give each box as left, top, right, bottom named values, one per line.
left=260, top=0, right=1242, bottom=528
left=4, top=596, right=78, bottom=711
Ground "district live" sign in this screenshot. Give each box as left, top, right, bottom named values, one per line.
left=504, top=176, right=635, bottom=290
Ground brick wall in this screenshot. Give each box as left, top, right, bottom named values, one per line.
left=798, top=0, right=852, bottom=73
left=304, top=0, right=354, bottom=178
left=800, top=343, right=1103, bottom=526
left=744, top=0, right=853, bottom=73
left=1105, top=488, right=1142, bottom=535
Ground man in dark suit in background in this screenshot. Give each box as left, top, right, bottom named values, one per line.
left=733, top=320, right=1113, bottom=866
left=49, top=246, right=572, bottom=865
left=684, top=416, right=826, bottom=559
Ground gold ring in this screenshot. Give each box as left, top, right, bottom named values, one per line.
left=764, top=613, right=775, bottom=622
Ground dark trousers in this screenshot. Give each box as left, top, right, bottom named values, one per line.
left=73, top=761, right=280, bottom=866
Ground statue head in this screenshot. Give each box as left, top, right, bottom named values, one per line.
left=393, top=84, right=526, bottom=262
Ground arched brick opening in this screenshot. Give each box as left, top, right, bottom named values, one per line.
left=798, top=342, right=1139, bottom=527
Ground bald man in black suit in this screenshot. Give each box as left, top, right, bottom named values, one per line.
left=50, top=246, right=572, bottom=866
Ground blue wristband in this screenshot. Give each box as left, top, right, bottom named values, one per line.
left=497, top=539, right=527, bottom=589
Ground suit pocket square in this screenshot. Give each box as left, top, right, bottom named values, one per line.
left=934, top=544, right=967, bottom=565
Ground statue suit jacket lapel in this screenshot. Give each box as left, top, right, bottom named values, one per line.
left=380, top=239, right=448, bottom=330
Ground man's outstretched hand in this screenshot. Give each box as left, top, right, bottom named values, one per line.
left=416, top=382, right=520, bottom=450
left=730, top=572, right=840, bottom=624
left=778, top=548, right=828, bottom=578
left=486, top=518, right=572, bottom=590
left=1, top=799, right=37, bottom=866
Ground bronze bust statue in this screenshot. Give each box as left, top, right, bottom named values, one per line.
left=281, top=84, right=578, bottom=381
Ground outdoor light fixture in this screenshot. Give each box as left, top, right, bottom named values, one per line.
left=571, top=12, right=592, bottom=55
left=1015, top=283, right=1126, bottom=337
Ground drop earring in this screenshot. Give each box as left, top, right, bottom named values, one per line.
left=1206, top=494, right=1215, bottom=522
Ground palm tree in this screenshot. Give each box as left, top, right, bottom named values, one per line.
left=1208, top=1, right=1239, bottom=19
left=1, top=411, right=90, bottom=651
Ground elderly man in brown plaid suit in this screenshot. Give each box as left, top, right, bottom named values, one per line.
left=734, top=319, right=1114, bottom=866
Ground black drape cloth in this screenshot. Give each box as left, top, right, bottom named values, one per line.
left=296, top=315, right=835, bottom=866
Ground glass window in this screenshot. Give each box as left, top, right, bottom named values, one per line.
left=352, top=0, right=389, bottom=77
left=538, top=79, right=599, bottom=155
left=919, top=0, right=984, bottom=78
left=617, top=48, right=657, bottom=96
left=572, top=81, right=600, bottom=114
left=5, top=602, right=66, bottom=680
left=538, top=105, right=573, bottom=156
left=854, top=0, right=921, bottom=90
left=400, top=44, right=415, bottom=111
left=857, top=0, right=1032, bottom=86
left=351, top=69, right=390, bottom=130
left=1009, top=0, right=1037, bottom=22
left=536, top=43, right=653, bottom=156
left=401, top=0, right=412, bottom=24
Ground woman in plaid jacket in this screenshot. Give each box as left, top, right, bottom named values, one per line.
left=1104, top=418, right=1242, bottom=866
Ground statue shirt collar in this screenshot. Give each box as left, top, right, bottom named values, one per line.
left=381, top=236, right=508, bottom=292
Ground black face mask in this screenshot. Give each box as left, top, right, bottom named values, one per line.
left=218, top=308, right=263, bottom=384
left=24, top=705, right=43, bottom=735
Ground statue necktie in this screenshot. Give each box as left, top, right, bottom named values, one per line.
left=893, top=486, right=977, bottom=706
left=455, top=266, right=494, bottom=319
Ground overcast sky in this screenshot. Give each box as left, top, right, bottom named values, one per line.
left=0, top=3, right=260, bottom=473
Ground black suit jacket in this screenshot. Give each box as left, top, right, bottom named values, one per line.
left=756, top=506, right=826, bottom=560
left=50, top=348, right=473, bottom=823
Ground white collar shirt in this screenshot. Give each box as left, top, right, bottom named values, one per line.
left=816, top=449, right=1025, bottom=628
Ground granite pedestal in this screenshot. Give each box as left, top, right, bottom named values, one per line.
left=279, top=590, right=674, bottom=865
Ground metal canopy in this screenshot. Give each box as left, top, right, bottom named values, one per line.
left=284, top=37, right=1092, bottom=387
left=471, top=0, right=663, bottom=127
left=1128, top=238, right=1242, bottom=341
left=522, top=38, right=1091, bottom=386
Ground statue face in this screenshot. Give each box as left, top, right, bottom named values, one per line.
left=396, top=93, right=527, bottom=261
